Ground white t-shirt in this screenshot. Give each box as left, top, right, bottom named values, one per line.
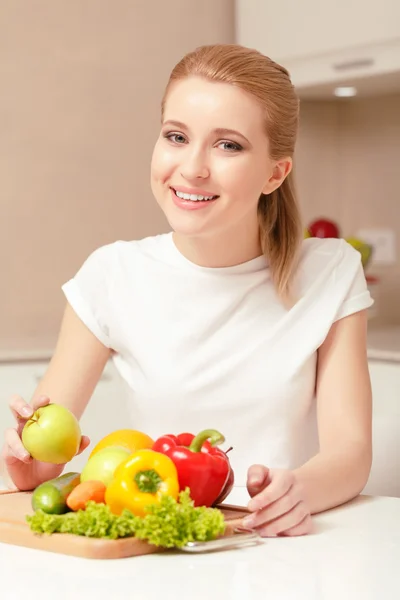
left=61, top=233, right=373, bottom=486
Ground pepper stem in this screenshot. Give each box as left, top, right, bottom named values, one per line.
left=134, top=469, right=162, bottom=493
left=189, top=429, right=225, bottom=453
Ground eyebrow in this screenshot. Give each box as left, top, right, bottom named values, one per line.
left=162, top=120, right=251, bottom=146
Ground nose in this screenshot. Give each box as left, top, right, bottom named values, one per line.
left=180, top=147, right=210, bottom=180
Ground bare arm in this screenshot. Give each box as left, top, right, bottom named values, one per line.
left=30, top=302, right=111, bottom=419
left=1, top=302, right=111, bottom=490
left=242, top=309, right=373, bottom=536
left=294, top=309, right=373, bottom=513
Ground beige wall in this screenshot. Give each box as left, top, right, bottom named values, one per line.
left=1, top=1, right=399, bottom=357
left=296, top=94, right=400, bottom=326
left=0, top=0, right=235, bottom=356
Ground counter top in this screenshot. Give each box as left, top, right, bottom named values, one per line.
left=367, top=325, right=400, bottom=362
left=0, top=348, right=55, bottom=363
left=0, top=488, right=399, bottom=600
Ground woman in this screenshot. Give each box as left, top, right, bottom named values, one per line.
left=1, top=44, right=373, bottom=537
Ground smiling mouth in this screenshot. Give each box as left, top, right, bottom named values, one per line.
left=171, top=188, right=219, bottom=202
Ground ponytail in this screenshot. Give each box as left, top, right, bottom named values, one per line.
left=258, top=172, right=303, bottom=305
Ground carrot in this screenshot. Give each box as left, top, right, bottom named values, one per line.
left=66, top=480, right=106, bottom=511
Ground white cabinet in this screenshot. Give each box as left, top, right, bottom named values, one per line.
left=236, top=0, right=400, bottom=62
left=363, top=360, right=400, bottom=498
left=235, top=0, right=400, bottom=91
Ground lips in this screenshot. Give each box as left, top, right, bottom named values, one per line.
left=170, top=187, right=218, bottom=211
left=171, top=188, right=217, bottom=203
left=171, top=186, right=219, bottom=199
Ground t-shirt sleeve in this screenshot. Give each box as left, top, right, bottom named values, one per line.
left=61, top=245, right=113, bottom=348
left=333, top=241, right=374, bottom=322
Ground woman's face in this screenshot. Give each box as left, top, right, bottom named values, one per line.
left=151, top=76, right=289, bottom=242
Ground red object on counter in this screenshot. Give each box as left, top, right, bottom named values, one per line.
left=152, top=430, right=234, bottom=507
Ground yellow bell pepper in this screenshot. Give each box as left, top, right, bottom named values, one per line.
left=105, top=449, right=179, bottom=517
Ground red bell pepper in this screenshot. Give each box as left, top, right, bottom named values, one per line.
left=213, top=449, right=235, bottom=505
left=152, top=429, right=234, bottom=507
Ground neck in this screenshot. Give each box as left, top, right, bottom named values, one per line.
left=172, top=226, right=263, bottom=269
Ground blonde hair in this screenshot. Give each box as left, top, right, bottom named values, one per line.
left=162, top=44, right=303, bottom=302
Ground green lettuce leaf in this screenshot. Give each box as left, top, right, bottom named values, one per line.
left=132, top=489, right=226, bottom=548
left=26, top=489, right=226, bottom=548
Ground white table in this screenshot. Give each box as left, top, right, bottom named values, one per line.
left=0, top=488, right=399, bottom=600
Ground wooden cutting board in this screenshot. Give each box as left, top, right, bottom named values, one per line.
left=0, top=489, right=250, bottom=559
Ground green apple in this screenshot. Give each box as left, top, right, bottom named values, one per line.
left=22, top=403, right=81, bottom=464
left=80, top=446, right=131, bottom=487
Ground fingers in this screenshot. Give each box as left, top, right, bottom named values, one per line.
left=244, top=499, right=311, bottom=536
left=8, top=394, right=50, bottom=435
left=3, top=431, right=89, bottom=469
left=5, top=394, right=86, bottom=463
left=247, top=469, right=293, bottom=512
left=8, top=394, right=34, bottom=421
left=246, top=464, right=269, bottom=498
left=32, top=395, right=51, bottom=411
left=266, top=503, right=311, bottom=537
left=5, top=395, right=50, bottom=463
left=76, top=435, right=91, bottom=455
left=243, top=468, right=312, bottom=537
left=248, top=485, right=302, bottom=524
left=3, top=428, right=32, bottom=464
left=5, top=395, right=35, bottom=462
left=279, top=513, right=313, bottom=537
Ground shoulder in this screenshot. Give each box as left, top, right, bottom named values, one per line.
left=300, top=236, right=355, bottom=262
left=82, top=233, right=172, bottom=269
left=298, top=237, right=361, bottom=271
left=294, top=237, right=363, bottom=296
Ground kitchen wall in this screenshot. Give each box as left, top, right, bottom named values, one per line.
left=295, top=94, right=400, bottom=325
left=0, top=0, right=235, bottom=357
left=2, top=1, right=399, bottom=358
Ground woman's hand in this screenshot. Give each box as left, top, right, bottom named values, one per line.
left=242, top=464, right=312, bottom=537
left=1, top=394, right=90, bottom=492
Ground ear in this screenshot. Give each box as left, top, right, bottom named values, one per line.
left=262, top=158, right=293, bottom=195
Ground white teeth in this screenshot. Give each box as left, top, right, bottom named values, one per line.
left=175, top=190, right=215, bottom=201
